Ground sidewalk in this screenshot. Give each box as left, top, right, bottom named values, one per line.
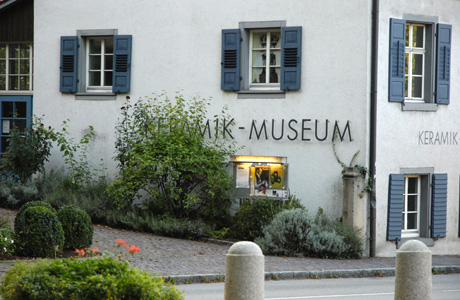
left=1, top=208, right=459, bottom=284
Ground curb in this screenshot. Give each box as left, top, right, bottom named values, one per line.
left=164, top=265, right=460, bottom=285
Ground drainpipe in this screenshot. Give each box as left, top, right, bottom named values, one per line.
left=369, top=0, right=379, bottom=257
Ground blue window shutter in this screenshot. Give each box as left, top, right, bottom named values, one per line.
left=387, top=174, right=404, bottom=241
left=281, top=26, right=302, bottom=91
left=436, top=24, right=452, bottom=105
left=60, top=36, right=78, bottom=93
left=113, top=35, right=132, bottom=93
left=432, top=173, right=447, bottom=238
left=388, top=18, right=406, bottom=102
left=221, top=29, right=241, bottom=91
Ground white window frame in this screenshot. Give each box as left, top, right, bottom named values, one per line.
left=248, top=29, right=281, bottom=90
left=86, top=37, right=113, bottom=91
left=402, top=175, right=421, bottom=238
left=0, top=43, right=33, bottom=92
left=405, top=24, right=426, bottom=102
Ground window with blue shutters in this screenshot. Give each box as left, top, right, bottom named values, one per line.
left=0, top=95, right=32, bottom=155
left=60, top=30, right=132, bottom=98
left=387, top=171, right=448, bottom=241
left=388, top=17, right=452, bottom=108
left=221, top=22, right=301, bottom=95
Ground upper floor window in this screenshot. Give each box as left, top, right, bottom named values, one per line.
left=0, top=43, right=33, bottom=91
left=249, top=30, right=281, bottom=89
left=87, top=37, right=113, bottom=90
left=405, top=24, right=425, bottom=101
left=388, top=17, right=452, bottom=108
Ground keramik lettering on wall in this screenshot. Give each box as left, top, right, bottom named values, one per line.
left=199, top=118, right=352, bottom=142
left=418, top=131, right=458, bottom=145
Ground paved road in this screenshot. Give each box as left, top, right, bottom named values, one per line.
left=180, top=274, right=460, bottom=300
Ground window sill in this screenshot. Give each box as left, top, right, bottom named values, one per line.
left=237, top=90, right=285, bottom=99
left=0, top=91, right=33, bottom=96
left=398, top=237, right=435, bottom=249
left=75, top=92, right=117, bottom=100
left=401, top=102, right=438, bottom=112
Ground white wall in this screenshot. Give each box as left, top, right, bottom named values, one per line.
left=34, top=0, right=371, bottom=219
left=376, top=0, right=460, bottom=256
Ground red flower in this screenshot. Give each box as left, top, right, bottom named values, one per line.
left=126, top=96, right=130, bottom=100
left=126, top=244, right=140, bottom=254
left=75, top=248, right=86, bottom=256
left=90, top=247, right=100, bottom=253
left=115, top=239, right=126, bottom=247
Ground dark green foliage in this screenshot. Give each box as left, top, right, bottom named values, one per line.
left=256, top=208, right=363, bottom=259
left=108, top=92, right=237, bottom=222
left=0, top=257, right=184, bottom=300
left=0, top=121, right=52, bottom=184
left=0, top=228, right=15, bottom=258
left=230, top=196, right=305, bottom=241
left=14, top=206, right=64, bottom=257
left=58, top=205, right=93, bottom=249
left=14, top=200, right=56, bottom=231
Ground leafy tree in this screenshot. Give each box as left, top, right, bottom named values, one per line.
left=108, top=92, right=238, bottom=223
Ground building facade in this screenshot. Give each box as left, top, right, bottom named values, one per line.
left=1, top=0, right=459, bottom=257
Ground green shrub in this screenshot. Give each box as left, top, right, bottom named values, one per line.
left=231, top=196, right=305, bottom=241
left=0, top=179, right=41, bottom=209
left=0, top=257, right=184, bottom=300
left=256, top=208, right=363, bottom=258
left=14, top=206, right=64, bottom=257
left=0, top=228, right=15, bottom=258
left=58, top=205, right=93, bottom=250
left=14, top=200, right=56, bottom=231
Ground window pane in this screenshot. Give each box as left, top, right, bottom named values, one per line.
left=89, top=55, right=101, bottom=70
left=8, top=76, right=18, bottom=90
left=404, top=76, right=408, bottom=97
left=89, top=39, right=101, bottom=54
left=19, top=76, right=29, bottom=90
left=270, top=50, right=280, bottom=66
left=0, top=61, right=5, bottom=74
left=1, top=137, right=9, bottom=153
left=412, top=77, right=422, bottom=98
left=9, top=60, right=18, bottom=74
left=104, top=71, right=113, bottom=86
left=20, top=60, right=30, bottom=74
left=0, top=76, right=5, bottom=90
left=252, top=68, right=265, bottom=83
left=270, top=32, right=280, bottom=48
left=9, top=44, right=18, bottom=58
left=104, top=55, right=113, bottom=71
left=20, top=45, right=30, bottom=59
left=2, top=102, right=13, bottom=117
left=89, top=71, right=101, bottom=86
left=269, top=67, right=280, bottom=83
left=407, top=195, right=418, bottom=211
left=105, top=38, right=113, bottom=54
left=252, top=51, right=266, bottom=67
left=407, top=213, right=417, bottom=230
left=407, top=177, right=418, bottom=193
left=16, top=102, right=26, bottom=118
left=405, top=53, right=409, bottom=75
left=413, top=26, right=424, bottom=48
left=253, top=33, right=267, bottom=49
left=412, top=54, right=423, bottom=75
left=14, top=119, right=26, bottom=131
left=405, top=25, right=409, bottom=47
left=0, top=45, right=6, bottom=58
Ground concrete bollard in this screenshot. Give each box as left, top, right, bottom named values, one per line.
left=394, top=240, right=432, bottom=300
left=224, top=241, right=264, bottom=300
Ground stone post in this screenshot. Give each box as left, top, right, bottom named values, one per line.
left=394, top=240, right=432, bottom=300
left=342, top=167, right=365, bottom=229
left=224, top=241, right=264, bottom=300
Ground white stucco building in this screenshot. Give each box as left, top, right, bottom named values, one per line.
left=1, top=0, right=459, bottom=257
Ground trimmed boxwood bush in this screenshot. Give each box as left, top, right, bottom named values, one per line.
left=14, top=200, right=56, bottom=231
left=58, top=205, right=93, bottom=249
left=0, top=257, right=184, bottom=300
left=14, top=206, right=64, bottom=257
